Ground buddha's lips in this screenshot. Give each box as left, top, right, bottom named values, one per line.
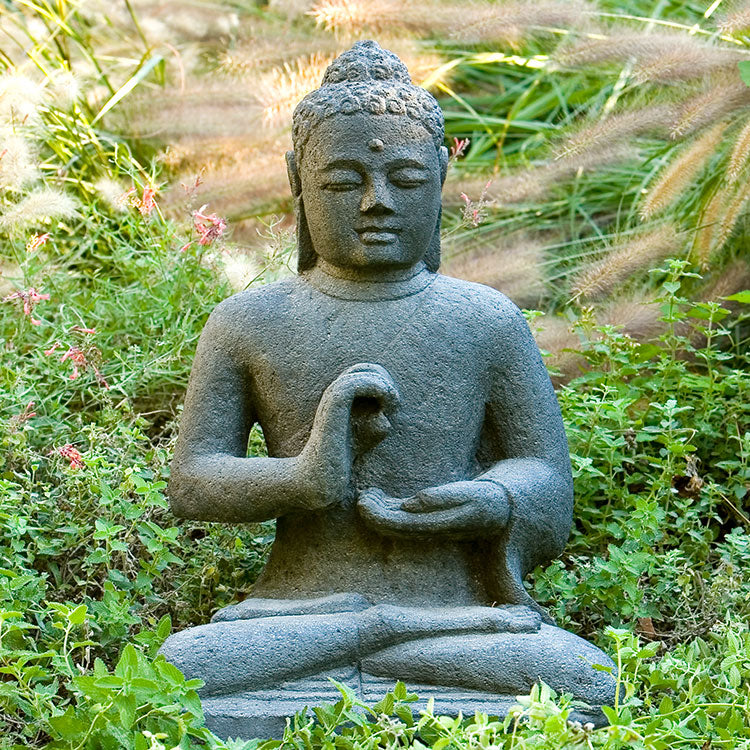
left=356, top=226, right=401, bottom=243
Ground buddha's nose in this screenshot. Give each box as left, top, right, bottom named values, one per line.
left=360, top=175, right=395, bottom=215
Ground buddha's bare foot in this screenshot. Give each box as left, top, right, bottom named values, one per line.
left=359, top=604, right=541, bottom=654
left=212, top=592, right=371, bottom=622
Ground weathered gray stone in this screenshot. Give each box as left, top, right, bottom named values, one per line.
left=161, top=40, right=617, bottom=739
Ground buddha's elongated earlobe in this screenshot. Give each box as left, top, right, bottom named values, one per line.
left=286, top=151, right=301, bottom=196
left=287, top=150, right=317, bottom=272
left=424, top=205, right=442, bottom=272
left=423, top=146, right=449, bottom=272
left=439, top=145, right=449, bottom=186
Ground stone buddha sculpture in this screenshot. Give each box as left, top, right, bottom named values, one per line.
left=161, top=41, right=617, bottom=739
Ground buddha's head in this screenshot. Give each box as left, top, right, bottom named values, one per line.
left=288, top=41, right=448, bottom=275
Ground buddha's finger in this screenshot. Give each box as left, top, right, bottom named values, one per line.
left=334, top=372, right=401, bottom=413
left=401, top=486, right=470, bottom=513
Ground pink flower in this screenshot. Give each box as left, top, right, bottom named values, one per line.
left=450, top=137, right=470, bottom=160
left=192, top=204, right=227, bottom=246
left=181, top=170, right=205, bottom=197
left=11, top=401, right=36, bottom=426
left=60, top=346, right=87, bottom=380
left=459, top=180, right=493, bottom=228
left=139, top=186, right=157, bottom=216
left=54, top=444, right=84, bottom=470
left=124, top=185, right=158, bottom=216
left=3, top=287, right=50, bottom=325
left=71, top=325, right=96, bottom=334
left=26, top=233, right=50, bottom=253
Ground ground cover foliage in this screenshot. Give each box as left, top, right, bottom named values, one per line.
left=1, top=0, right=750, bottom=748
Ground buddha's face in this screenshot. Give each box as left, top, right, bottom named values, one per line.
left=298, top=113, right=444, bottom=273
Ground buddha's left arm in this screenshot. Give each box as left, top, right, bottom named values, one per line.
left=475, top=304, right=574, bottom=580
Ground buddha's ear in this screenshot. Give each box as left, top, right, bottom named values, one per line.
left=439, top=145, right=449, bottom=186
left=286, top=150, right=301, bottom=196
left=287, top=151, right=317, bottom=272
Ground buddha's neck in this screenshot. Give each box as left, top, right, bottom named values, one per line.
left=305, top=260, right=435, bottom=301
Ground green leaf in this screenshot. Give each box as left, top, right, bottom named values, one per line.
left=725, top=290, right=750, bottom=304
left=739, top=62, right=750, bottom=87
left=67, top=604, right=87, bottom=626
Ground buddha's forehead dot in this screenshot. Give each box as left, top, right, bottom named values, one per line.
left=368, top=138, right=385, bottom=152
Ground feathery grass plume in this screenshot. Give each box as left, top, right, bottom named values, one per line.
left=632, top=46, right=747, bottom=84
left=0, top=74, right=43, bottom=126
left=715, top=182, right=750, bottom=249
left=219, top=34, right=341, bottom=77
left=727, top=120, right=750, bottom=183
left=694, top=189, right=726, bottom=269
left=255, top=54, right=335, bottom=126
left=124, top=80, right=262, bottom=141
left=570, top=223, right=680, bottom=301
left=640, top=122, right=727, bottom=220
left=671, top=79, right=750, bottom=138
left=0, top=134, right=39, bottom=191
left=556, top=104, right=675, bottom=160
left=443, top=232, right=546, bottom=308
left=94, top=177, right=129, bottom=213
left=46, top=69, right=80, bottom=109
left=0, top=188, right=78, bottom=233
left=222, top=249, right=262, bottom=291
left=446, top=142, right=633, bottom=207
left=559, top=32, right=742, bottom=71
left=311, top=0, right=592, bottom=44
left=597, top=293, right=663, bottom=340
left=717, top=7, right=750, bottom=34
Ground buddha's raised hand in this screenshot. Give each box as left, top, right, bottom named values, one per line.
left=357, top=480, right=510, bottom=540
left=297, top=363, right=400, bottom=511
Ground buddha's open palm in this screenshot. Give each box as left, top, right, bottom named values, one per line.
left=358, top=480, right=510, bottom=540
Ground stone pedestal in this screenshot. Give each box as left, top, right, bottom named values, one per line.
left=201, top=666, right=604, bottom=740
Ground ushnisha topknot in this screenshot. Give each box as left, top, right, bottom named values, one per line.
left=291, top=40, right=445, bottom=160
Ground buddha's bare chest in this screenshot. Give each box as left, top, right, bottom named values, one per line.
left=245, top=298, right=492, bottom=490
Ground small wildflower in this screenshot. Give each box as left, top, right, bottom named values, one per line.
left=3, top=287, right=50, bottom=325
left=125, top=185, right=158, bottom=216
left=139, top=186, right=157, bottom=216
left=54, top=444, right=85, bottom=470
left=55, top=343, right=108, bottom=388
left=10, top=400, right=36, bottom=427
left=26, top=232, right=50, bottom=253
left=193, top=204, right=227, bottom=246
left=70, top=325, right=96, bottom=334
left=44, top=342, right=61, bottom=356
left=60, top=346, right=87, bottom=380
left=460, top=180, right=493, bottom=227
left=181, top=169, right=205, bottom=197
left=450, top=137, right=470, bottom=160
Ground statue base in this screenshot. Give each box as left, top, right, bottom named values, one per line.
left=201, top=666, right=607, bottom=740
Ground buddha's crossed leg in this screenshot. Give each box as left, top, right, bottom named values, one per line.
left=159, top=597, right=615, bottom=709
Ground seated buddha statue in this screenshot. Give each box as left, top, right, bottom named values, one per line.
left=161, top=40, right=617, bottom=739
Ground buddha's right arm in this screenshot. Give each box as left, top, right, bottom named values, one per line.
left=167, top=306, right=309, bottom=523
left=168, top=303, right=399, bottom=523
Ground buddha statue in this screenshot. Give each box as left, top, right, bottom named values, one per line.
left=161, top=40, right=617, bottom=739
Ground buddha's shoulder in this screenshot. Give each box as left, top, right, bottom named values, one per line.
left=205, top=278, right=301, bottom=330
left=430, top=273, right=528, bottom=332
